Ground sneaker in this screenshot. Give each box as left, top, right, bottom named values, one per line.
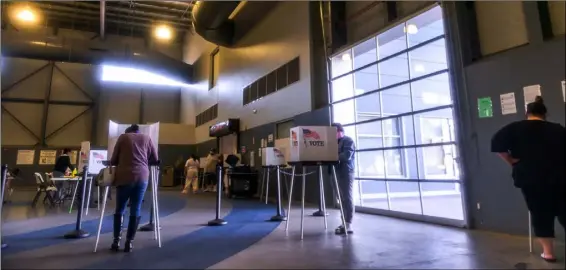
left=334, top=225, right=353, bottom=235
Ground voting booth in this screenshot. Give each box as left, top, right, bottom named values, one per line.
left=288, top=126, right=338, bottom=163
left=284, top=126, right=348, bottom=240
left=94, top=121, right=162, bottom=252
left=261, top=147, right=286, bottom=167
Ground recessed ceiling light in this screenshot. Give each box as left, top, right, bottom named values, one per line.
left=404, top=24, right=418, bottom=34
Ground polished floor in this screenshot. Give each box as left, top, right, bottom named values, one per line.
left=1, top=188, right=564, bottom=269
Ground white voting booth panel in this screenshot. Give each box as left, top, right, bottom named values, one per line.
left=88, top=150, right=108, bottom=174
left=78, top=141, right=90, bottom=173
left=107, top=121, right=160, bottom=157
left=261, top=147, right=286, bottom=166
left=288, top=126, right=338, bottom=163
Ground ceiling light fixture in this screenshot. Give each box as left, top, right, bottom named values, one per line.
left=16, top=7, right=36, bottom=22
left=154, top=25, right=172, bottom=40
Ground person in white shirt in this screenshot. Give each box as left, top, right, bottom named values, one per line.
left=182, top=155, right=200, bottom=194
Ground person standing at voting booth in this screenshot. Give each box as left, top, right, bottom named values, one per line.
left=491, top=96, right=565, bottom=263
left=109, top=124, right=159, bottom=253
left=332, top=123, right=356, bottom=235
left=53, top=148, right=75, bottom=199
left=204, top=149, right=219, bottom=192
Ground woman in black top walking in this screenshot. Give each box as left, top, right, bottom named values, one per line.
left=491, top=96, right=565, bottom=262
left=53, top=148, right=74, bottom=199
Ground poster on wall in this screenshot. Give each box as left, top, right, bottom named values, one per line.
left=78, top=141, right=91, bottom=172
left=523, top=84, right=541, bottom=107
left=500, top=92, right=517, bottom=115
left=16, top=150, right=35, bottom=165
left=39, top=150, right=57, bottom=165
left=69, top=150, right=78, bottom=165
left=477, top=97, right=493, bottom=118
left=88, top=150, right=108, bottom=174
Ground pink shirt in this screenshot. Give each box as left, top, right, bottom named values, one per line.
left=110, top=133, right=158, bottom=186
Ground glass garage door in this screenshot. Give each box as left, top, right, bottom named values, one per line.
left=330, top=5, right=466, bottom=226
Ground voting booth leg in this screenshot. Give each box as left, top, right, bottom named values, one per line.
left=259, top=168, right=266, bottom=202
left=208, top=166, right=227, bottom=226
left=331, top=166, right=348, bottom=236
left=69, top=181, right=80, bottom=213
left=85, top=177, right=93, bottom=216
left=528, top=212, right=533, bottom=253
left=94, top=186, right=110, bottom=252
left=140, top=169, right=161, bottom=232
left=265, top=168, right=270, bottom=204
left=1, top=165, right=8, bottom=249
left=64, top=166, right=90, bottom=239
left=300, top=166, right=307, bottom=240
left=312, top=165, right=328, bottom=218
left=284, top=166, right=296, bottom=232
left=151, top=167, right=162, bottom=247
left=270, top=166, right=287, bottom=222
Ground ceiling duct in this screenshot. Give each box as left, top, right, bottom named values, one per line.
left=192, top=1, right=278, bottom=47
left=1, top=32, right=193, bottom=84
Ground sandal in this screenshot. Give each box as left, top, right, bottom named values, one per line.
left=334, top=225, right=354, bottom=235
left=540, top=253, right=557, bottom=263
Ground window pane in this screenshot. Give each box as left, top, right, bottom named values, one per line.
left=355, top=91, right=381, bottom=122
left=414, top=108, right=455, bottom=145
left=406, top=6, right=445, bottom=48
left=331, top=50, right=353, bottom=78
left=384, top=149, right=404, bottom=177
left=381, top=84, right=412, bottom=116
left=420, top=182, right=464, bottom=220
left=378, top=53, right=410, bottom=88
left=409, top=38, right=448, bottom=79
left=357, top=151, right=385, bottom=178
left=331, top=74, right=354, bottom=102
left=378, top=24, right=407, bottom=59
left=416, top=144, right=459, bottom=180
left=354, top=65, right=379, bottom=95
left=353, top=38, right=377, bottom=69
left=395, top=115, right=416, bottom=146
left=356, top=121, right=382, bottom=150
left=332, top=100, right=356, bottom=125
left=359, top=180, right=389, bottom=210
left=410, top=72, right=452, bottom=111
left=387, top=181, right=422, bottom=215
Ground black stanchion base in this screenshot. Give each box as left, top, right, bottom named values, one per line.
left=139, top=223, right=162, bottom=231
left=63, top=229, right=90, bottom=239
left=269, top=215, right=287, bottom=222
left=312, top=210, right=329, bottom=217
left=207, top=219, right=227, bottom=226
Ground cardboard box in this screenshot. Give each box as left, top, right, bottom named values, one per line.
left=288, top=126, right=338, bottom=163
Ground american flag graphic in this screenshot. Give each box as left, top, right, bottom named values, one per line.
left=93, top=152, right=105, bottom=159
left=274, top=148, right=284, bottom=157
left=302, top=129, right=320, bottom=140
left=291, top=131, right=297, bottom=141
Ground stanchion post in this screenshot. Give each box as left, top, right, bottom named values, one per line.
left=208, top=165, right=227, bottom=226
left=312, top=164, right=328, bottom=217
left=64, top=165, right=90, bottom=239
left=1, top=164, right=9, bottom=249
left=528, top=211, right=533, bottom=253
left=284, top=166, right=296, bottom=232
left=269, top=166, right=287, bottom=222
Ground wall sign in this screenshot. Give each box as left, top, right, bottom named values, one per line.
left=500, top=92, right=517, bottom=115
left=478, top=97, right=493, bottom=118
left=209, top=119, right=240, bottom=137
left=16, top=150, right=35, bottom=165
left=523, top=84, right=541, bottom=107
left=39, top=150, right=57, bottom=165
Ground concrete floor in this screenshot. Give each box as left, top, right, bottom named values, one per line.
left=361, top=195, right=465, bottom=220
left=1, top=189, right=564, bottom=269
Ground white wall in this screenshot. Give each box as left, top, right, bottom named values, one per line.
left=181, top=1, right=313, bottom=143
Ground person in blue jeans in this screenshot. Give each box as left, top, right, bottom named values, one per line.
left=109, top=124, right=158, bottom=252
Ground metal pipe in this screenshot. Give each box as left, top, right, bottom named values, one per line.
left=100, top=0, right=106, bottom=40
left=77, top=2, right=191, bottom=22
left=115, top=1, right=191, bottom=14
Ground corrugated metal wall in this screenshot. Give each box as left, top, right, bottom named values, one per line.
left=1, top=57, right=182, bottom=147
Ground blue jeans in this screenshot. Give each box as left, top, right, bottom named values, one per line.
left=115, top=181, right=148, bottom=217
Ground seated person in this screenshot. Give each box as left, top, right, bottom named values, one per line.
left=52, top=148, right=75, bottom=199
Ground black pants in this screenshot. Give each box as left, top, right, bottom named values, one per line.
left=521, top=184, right=565, bottom=238
left=206, top=173, right=217, bottom=187
left=337, top=172, right=355, bottom=224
